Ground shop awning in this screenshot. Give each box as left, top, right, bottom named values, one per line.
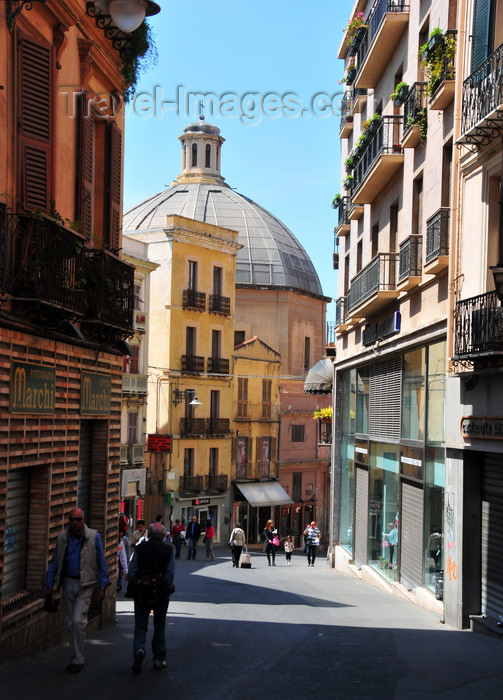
left=304, top=357, right=333, bottom=394
left=236, top=481, right=293, bottom=507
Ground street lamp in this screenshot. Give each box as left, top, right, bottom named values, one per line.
left=172, top=389, right=201, bottom=407
left=86, top=0, right=160, bottom=34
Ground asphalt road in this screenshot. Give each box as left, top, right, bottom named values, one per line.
left=2, top=547, right=503, bottom=699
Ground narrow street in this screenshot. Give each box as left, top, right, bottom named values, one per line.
left=1, top=547, right=503, bottom=699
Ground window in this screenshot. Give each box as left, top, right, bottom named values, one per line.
left=186, top=326, right=196, bottom=355
left=128, top=411, right=138, bottom=444
left=262, top=379, right=272, bottom=418
left=18, top=35, right=53, bottom=211
left=371, top=224, right=379, bottom=259
left=188, top=260, right=198, bottom=290
left=209, top=448, right=218, bottom=476
left=234, top=330, right=245, bottom=346
left=413, top=176, right=423, bottom=237
left=238, top=377, right=248, bottom=417
left=212, top=329, right=221, bottom=358
left=236, top=436, right=248, bottom=478
left=304, top=337, right=311, bottom=371
left=184, top=448, right=194, bottom=477
left=291, top=424, right=305, bottom=443
left=205, top=143, right=211, bottom=168
left=213, top=266, right=222, bottom=296
left=292, top=472, right=302, bottom=502
left=133, top=284, right=142, bottom=310
left=210, top=390, right=219, bottom=419
left=192, top=142, right=197, bottom=167
left=471, top=0, right=495, bottom=71
left=123, top=345, right=139, bottom=374
left=402, top=348, right=426, bottom=441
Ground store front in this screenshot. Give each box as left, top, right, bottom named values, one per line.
left=233, top=481, right=293, bottom=544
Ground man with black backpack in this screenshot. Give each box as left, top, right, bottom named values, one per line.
left=126, top=521, right=175, bottom=674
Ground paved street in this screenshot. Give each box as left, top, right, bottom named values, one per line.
left=2, top=547, right=503, bottom=699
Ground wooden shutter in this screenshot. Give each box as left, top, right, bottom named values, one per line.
left=471, top=0, right=493, bottom=71
left=107, top=121, right=122, bottom=252
left=18, top=36, right=53, bottom=211
left=78, top=93, right=95, bottom=237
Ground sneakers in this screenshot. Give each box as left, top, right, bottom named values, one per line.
left=153, top=659, right=167, bottom=670
left=132, top=648, right=145, bottom=674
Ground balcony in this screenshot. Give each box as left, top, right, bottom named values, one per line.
left=82, top=248, right=135, bottom=338
left=453, top=291, right=503, bottom=367
left=398, top=235, right=422, bottom=290
left=5, top=211, right=87, bottom=320
left=205, top=474, right=228, bottom=492
left=183, top=289, right=206, bottom=311
left=459, top=42, right=503, bottom=150
left=352, top=116, right=404, bottom=204
left=347, top=252, right=399, bottom=318
left=180, top=417, right=206, bottom=436
left=207, top=357, right=230, bottom=374
left=427, top=31, right=457, bottom=110
left=402, top=83, right=427, bottom=148
left=339, top=91, right=354, bottom=137
left=424, top=208, right=449, bottom=274
left=353, top=88, right=367, bottom=114
left=206, top=418, right=231, bottom=436
left=348, top=198, right=364, bottom=220
left=181, top=354, right=205, bottom=373
left=209, top=294, right=231, bottom=315
left=355, top=0, right=410, bottom=89
left=236, top=463, right=277, bottom=480
left=334, top=196, right=350, bottom=237
left=122, top=373, right=148, bottom=394
left=179, top=475, right=204, bottom=493
left=120, top=444, right=129, bottom=465
left=335, top=296, right=349, bottom=332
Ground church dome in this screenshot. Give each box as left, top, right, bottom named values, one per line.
left=123, top=119, right=324, bottom=296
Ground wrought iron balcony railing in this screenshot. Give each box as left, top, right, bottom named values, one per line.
left=206, top=418, right=231, bottom=435
left=460, top=41, right=503, bottom=143
left=207, top=357, right=230, bottom=374
left=335, top=196, right=350, bottom=230
left=205, top=474, right=228, bottom=491
left=340, top=91, right=354, bottom=136
left=425, top=208, right=449, bottom=263
left=399, top=235, right=422, bottom=282
left=335, top=296, right=347, bottom=327
left=183, top=289, right=206, bottom=311
left=402, top=82, right=427, bottom=137
left=236, top=463, right=277, bottom=480
left=7, top=212, right=87, bottom=316
left=209, top=294, right=231, bottom=315
left=181, top=354, right=205, bottom=373
left=347, top=253, right=398, bottom=313
left=179, top=475, right=204, bottom=493
left=352, top=116, right=403, bottom=195
left=180, top=417, right=207, bottom=435
left=83, top=248, right=134, bottom=333
left=454, top=291, right=503, bottom=360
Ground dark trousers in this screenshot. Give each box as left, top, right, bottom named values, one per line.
left=133, top=598, right=169, bottom=661
left=266, top=543, right=276, bottom=564
left=231, top=545, right=243, bottom=567
left=307, top=544, right=318, bottom=565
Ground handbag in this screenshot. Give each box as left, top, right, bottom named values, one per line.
left=43, top=595, right=59, bottom=613
left=272, top=535, right=280, bottom=547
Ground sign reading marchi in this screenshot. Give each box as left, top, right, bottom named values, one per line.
left=10, top=361, right=56, bottom=414
left=81, top=371, right=111, bottom=415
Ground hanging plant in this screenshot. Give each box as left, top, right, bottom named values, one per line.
left=313, top=406, right=333, bottom=421
left=390, top=82, right=409, bottom=106
left=121, top=21, right=158, bottom=103
left=332, top=194, right=342, bottom=209
left=419, top=30, right=456, bottom=97
left=344, top=12, right=367, bottom=46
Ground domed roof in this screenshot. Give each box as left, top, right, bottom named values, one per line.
left=123, top=120, right=324, bottom=297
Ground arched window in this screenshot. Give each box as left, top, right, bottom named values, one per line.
left=192, top=143, right=197, bottom=167
left=205, top=143, right=211, bottom=168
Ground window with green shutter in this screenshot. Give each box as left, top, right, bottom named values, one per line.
left=471, top=0, right=494, bottom=72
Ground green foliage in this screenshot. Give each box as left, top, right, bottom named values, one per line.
left=390, top=81, right=408, bottom=102
left=332, top=194, right=342, bottom=209
left=419, top=31, right=456, bottom=97
left=121, top=21, right=158, bottom=103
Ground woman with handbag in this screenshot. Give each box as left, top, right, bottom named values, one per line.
left=262, top=520, right=278, bottom=567
left=228, top=522, right=246, bottom=567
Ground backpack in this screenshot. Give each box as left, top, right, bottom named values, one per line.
left=133, top=568, right=168, bottom=606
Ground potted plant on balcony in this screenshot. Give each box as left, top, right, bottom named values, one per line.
left=367, top=113, right=382, bottom=135
left=390, top=81, right=409, bottom=107
left=344, top=12, right=367, bottom=47
left=419, top=31, right=456, bottom=97
left=313, top=406, right=333, bottom=422
left=405, top=108, right=427, bottom=141
left=332, top=194, right=342, bottom=209
left=343, top=175, right=354, bottom=191
left=427, top=27, right=444, bottom=54
left=344, top=156, right=354, bottom=173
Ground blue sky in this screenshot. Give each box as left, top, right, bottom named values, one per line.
left=123, top=1, right=346, bottom=324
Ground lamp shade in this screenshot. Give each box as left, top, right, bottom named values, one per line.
left=109, top=0, right=147, bottom=32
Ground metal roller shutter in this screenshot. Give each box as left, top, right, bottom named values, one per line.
left=369, top=356, right=402, bottom=441
left=481, top=453, right=503, bottom=622
left=400, top=481, right=424, bottom=590
left=354, top=466, right=369, bottom=566
left=4, top=468, right=30, bottom=597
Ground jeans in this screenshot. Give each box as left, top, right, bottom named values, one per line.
left=174, top=537, right=183, bottom=559
left=133, top=598, right=169, bottom=661
left=266, top=543, right=276, bottom=564
left=205, top=538, right=214, bottom=560
left=187, top=537, right=198, bottom=559
left=62, top=578, right=94, bottom=665
left=306, top=544, right=318, bottom=565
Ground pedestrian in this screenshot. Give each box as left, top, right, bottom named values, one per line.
left=43, top=507, right=110, bottom=673
left=204, top=518, right=215, bottom=561
left=303, top=520, right=321, bottom=567
left=186, top=515, right=201, bottom=559
left=119, top=512, right=129, bottom=536
left=284, top=535, right=294, bottom=565
left=117, top=534, right=129, bottom=591
left=228, top=522, right=246, bottom=567
left=126, top=522, right=175, bottom=674
left=262, top=519, right=277, bottom=567
left=130, top=519, right=147, bottom=549
left=171, top=519, right=185, bottom=559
